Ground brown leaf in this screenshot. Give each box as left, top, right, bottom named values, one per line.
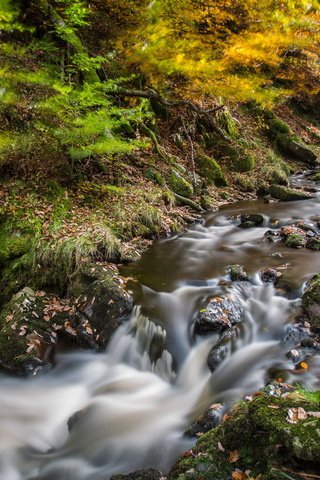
left=286, top=407, right=307, bottom=424
left=232, top=471, right=246, bottom=480
left=229, top=450, right=240, bottom=463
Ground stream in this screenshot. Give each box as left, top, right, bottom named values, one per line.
left=0, top=173, right=320, bottom=480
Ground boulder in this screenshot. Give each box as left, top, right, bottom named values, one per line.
left=269, top=184, right=314, bottom=201
left=194, top=297, right=244, bottom=335
left=276, top=134, right=318, bottom=166
left=240, top=213, right=264, bottom=226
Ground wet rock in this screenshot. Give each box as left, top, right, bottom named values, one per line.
left=238, top=220, right=257, bottom=229
left=306, top=238, right=320, bottom=250
left=285, top=234, right=307, bottom=248
left=269, top=184, right=314, bottom=201
left=264, top=229, right=281, bottom=243
left=0, top=287, right=57, bottom=376
left=68, top=263, right=133, bottom=350
left=169, top=394, right=320, bottom=480
left=240, top=213, right=264, bottom=225
left=207, top=327, right=239, bottom=371
left=110, top=469, right=163, bottom=480
left=185, top=404, right=223, bottom=437
left=294, top=221, right=320, bottom=236
left=260, top=268, right=282, bottom=283
left=227, top=264, right=248, bottom=282
left=194, top=297, right=244, bottom=335
left=302, top=274, right=320, bottom=331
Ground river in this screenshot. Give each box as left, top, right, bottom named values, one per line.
left=0, top=173, right=319, bottom=479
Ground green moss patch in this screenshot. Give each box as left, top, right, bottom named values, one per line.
left=169, top=394, right=320, bottom=480
left=197, top=154, right=227, bottom=186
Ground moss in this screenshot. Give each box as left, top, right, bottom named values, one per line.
left=267, top=118, right=291, bottom=137
left=0, top=232, right=31, bottom=265
left=197, top=154, right=227, bottom=186
left=169, top=394, right=320, bottom=480
left=269, top=185, right=312, bottom=201
left=234, top=173, right=256, bottom=192
left=168, top=172, right=193, bottom=198
left=306, top=238, right=320, bottom=250
left=285, top=234, right=306, bottom=248
left=233, top=153, right=255, bottom=173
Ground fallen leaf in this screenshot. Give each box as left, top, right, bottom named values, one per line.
left=232, top=471, right=246, bottom=480
left=268, top=405, right=280, bottom=409
left=286, top=407, right=307, bottom=424
left=300, top=362, right=308, bottom=370
left=229, top=450, right=240, bottom=463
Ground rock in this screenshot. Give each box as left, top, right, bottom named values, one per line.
left=295, top=221, right=319, bottom=235
left=168, top=171, right=193, bottom=198
left=260, top=268, right=282, bottom=283
left=185, top=404, right=223, bottom=437
left=197, top=154, right=227, bottom=187
left=194, top=297, right=244, bottom=335
left=68, top=263, right=133, bottom=350
left=275, top=134, right=318, bottom=166
left=302, top=274, right=320, bottom=331
left=238, top=220, right=257, bottom=229
left=269, top=184, right=314, bottom=201
left=169, top=394, right=320, bottom=480
left=306, top=237, right=320, bottom=250
left=227, top=264, right=248, bottom=282
left=110, top=469, right=163, bottom=480
left=233, top=154, right=255, bottom=173
left=0, top=287, right=57, bottom=376
left=207, top=327, right=239, bottom=371
left=285, top=234, right=307, bottom=248
left=240, top=213, right=264, bottom=225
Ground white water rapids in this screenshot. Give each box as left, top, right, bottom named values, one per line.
left=1, top=189, right=320, bottom=479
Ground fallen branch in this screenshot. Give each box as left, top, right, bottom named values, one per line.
left=174, top=193, right=204, bottom=212
left=110, top=88, right=230, bottom=143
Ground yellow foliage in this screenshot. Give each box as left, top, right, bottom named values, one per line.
left=115, top=0, right=320, bottom=104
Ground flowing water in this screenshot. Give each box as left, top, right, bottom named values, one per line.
left=1, top=174, right=320, bottom=479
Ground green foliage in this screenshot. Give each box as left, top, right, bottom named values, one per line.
left=197, top=154, right=227, bottom=186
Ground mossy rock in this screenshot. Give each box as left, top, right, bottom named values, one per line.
left=285, top=234, right=306, bottom=248
left=269, top=184, right=314, bottom=201
left=197, top=154, right=227, bottom=186
left=233, top=154, right=255, bottom=173
left=311, top=172, right=320, bottom=182
left=168, top=172, right=193, bottom=198
left=267, top=118, right=291, bottom=137
left=302, top=274, right=320, bottom=330
left=306, top=237, right=320, bottom=250
left=0, top=231, right=31, bottom=266
left=169, top=394, right=320, bottom=480
left=276, top=134, right=318, bottom=166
